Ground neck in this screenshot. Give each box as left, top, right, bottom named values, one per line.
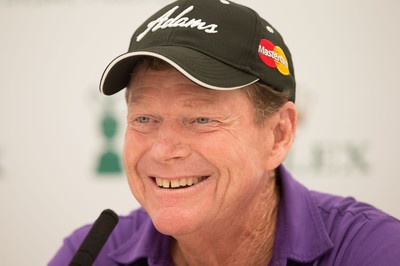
left=171, top=171, right=280, bottom=266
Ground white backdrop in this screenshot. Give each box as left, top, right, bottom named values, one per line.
left=1, top=0, right=399, bottom=265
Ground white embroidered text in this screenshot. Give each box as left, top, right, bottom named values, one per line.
left=136, top=6, right=218, bottom=42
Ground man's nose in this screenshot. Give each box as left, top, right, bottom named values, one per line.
left=149, top=121, right=191, bottom=163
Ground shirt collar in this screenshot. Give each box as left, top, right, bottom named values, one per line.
left=272, top=165, right=334, bottom=264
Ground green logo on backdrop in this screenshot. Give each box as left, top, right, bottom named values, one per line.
left=96, top=100, right=123, bottom=175
left=285, top=141, right=370, bottom=176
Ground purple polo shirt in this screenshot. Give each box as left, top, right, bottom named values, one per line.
left=49, top=166, right=400, bottom=265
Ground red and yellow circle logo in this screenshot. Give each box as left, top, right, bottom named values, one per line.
left=258, top=39, right=290, bottom=76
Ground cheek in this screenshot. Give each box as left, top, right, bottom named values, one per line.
left=123, top=130, right=149, bottom=204
left=123, top=131, right=136, bottom=169
left=219, top=129, right=270, bottom=178
left=123, top=129, right=149, bottom=165
left=210, top=130, right=265, bottom=166
left=199, top=132, right=265, bottom=186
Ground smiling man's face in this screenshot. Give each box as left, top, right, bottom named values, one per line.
left=123, top=63, right=280, bottom=236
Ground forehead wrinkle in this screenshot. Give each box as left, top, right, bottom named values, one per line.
left=129, top=85, right=220, bottom=108
left=126, top=95, right=213, bottom=121
left=127, top=92, right=149, bottom=107
left=182, top=97, right=214, bottom=108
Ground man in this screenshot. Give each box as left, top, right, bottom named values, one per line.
left=49, top=0, right=400, bottom=265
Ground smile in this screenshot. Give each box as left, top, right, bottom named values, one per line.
left=152, top=176, right=209, bottom=189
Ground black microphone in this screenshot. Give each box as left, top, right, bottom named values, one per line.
left=69, top=209, right=119, bottom=266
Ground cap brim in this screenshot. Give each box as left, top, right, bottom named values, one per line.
left=99, top=46, right=259, bottom=95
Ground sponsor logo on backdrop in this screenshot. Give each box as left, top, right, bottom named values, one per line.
left=90, top=93, right=123, bottom=176
left=284, top=87, right=371, bottom=177
left=285, top=141, right=370, bottom=176
left=96, top=109, right=123, bottom=175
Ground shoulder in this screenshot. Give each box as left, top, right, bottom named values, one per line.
left=310, top=190, right=399, bottom=229
left=310, top=191, right=400, bottom=265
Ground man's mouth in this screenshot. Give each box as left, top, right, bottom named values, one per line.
left=152, top=176, right=209, bottom=189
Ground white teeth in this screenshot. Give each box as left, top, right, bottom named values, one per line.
left=155, top=176, right=207, bottom=189
left=170, top=179, right=180, bottom=188
left=162, top=179, right=170, bottom=188
left=179, top=178, right=187, bottom=186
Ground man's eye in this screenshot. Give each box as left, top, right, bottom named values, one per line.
left=196, top=117, right=210, bottom=124
left=137, top=116, right=151, bottom=123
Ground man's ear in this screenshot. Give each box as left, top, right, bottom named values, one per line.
left=265, top=101, right=297, bottom=170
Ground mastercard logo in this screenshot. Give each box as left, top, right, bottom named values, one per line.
left=258, top=39, right=290, bottom=76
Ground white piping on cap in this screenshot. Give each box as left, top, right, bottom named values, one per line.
left=100, top=51, right=259, bottom=93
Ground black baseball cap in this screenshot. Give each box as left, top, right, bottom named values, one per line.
left=100, top=0, right=295, bottom=101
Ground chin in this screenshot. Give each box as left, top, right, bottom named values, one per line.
left=149, top=208, right=204, bottom=236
